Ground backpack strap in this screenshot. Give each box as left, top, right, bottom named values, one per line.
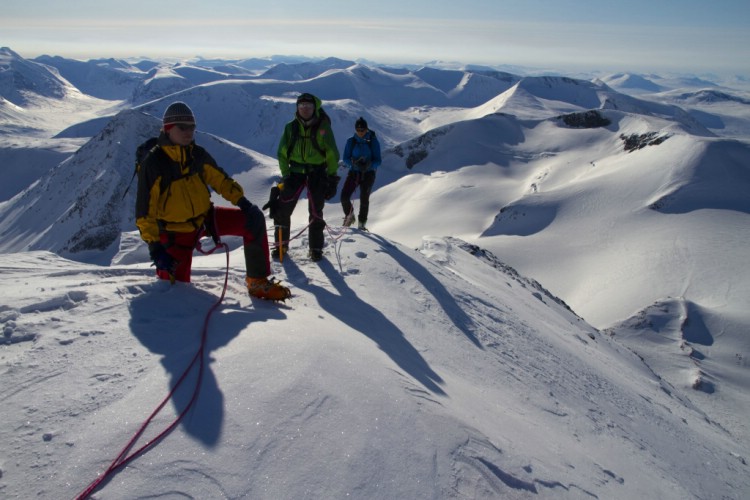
left=155, top=146, right=206, bottom=193
left=286, top=108, right=331, bottom=158
left=286, top=121, right=300, bottom=159
left=123, top=137, right=159, bottom=199
left=352, top=130, right=376, bottom=158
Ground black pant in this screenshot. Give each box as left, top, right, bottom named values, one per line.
left=273, top=167, right=328, bottom=251
left=341, top=170, right=376, bottom=223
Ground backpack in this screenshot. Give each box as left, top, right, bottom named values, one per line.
left=286, top=107, right=331, bottom=158
left=122, top=137, right=159, bottom=199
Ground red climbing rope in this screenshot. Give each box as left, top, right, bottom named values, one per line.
left=75, top=242, right=230, bottom=499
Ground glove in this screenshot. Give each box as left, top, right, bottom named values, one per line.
left=238, top=196, right=266, bottom=236
left=148, top=242, right=176, bottom=273
left=261, top=185, right=281, bottom=218
left=324, top=175, right=340, bottom=200
left=355, top=157, right=371, bottom=172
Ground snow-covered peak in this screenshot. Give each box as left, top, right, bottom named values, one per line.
left=599, top=72, right=664, bottom=93
left=259, top=57, right=355, bottom=81
left=34, top=54, right=144, bottom=101
left=0, top=47, right=74, bottom=105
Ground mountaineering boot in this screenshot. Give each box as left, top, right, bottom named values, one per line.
left=246, top=276, right=291, bottom=301
left=309, top=248, right=323, bottom=262
left=357, top=219, right=367, bottom=231
left=343, top=212, right=355, bottom=227
left=271, top=245, right=288, bottom=260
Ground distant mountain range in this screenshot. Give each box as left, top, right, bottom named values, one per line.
left=1, top=47, right=749, bottom=443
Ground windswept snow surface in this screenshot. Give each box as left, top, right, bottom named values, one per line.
left=1, top=234, right=747, bottom=499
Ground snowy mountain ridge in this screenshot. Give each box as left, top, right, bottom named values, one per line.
left=0, top=48, right=749, bottom=498
left=0, top=47, right=72, bottom=105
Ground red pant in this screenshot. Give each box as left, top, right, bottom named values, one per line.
left=157, top=206, right=270, bottom=283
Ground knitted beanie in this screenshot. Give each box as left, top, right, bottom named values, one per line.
left=296, top=93, right=316, bottom=105
left=163, top=102, right=196, bottom=126
left=355, top=117, right=368, bottom=129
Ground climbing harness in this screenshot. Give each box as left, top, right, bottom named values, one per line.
left=271, top=182, right=351, bottom=268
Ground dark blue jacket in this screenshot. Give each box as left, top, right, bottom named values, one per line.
left=343, top=131, right=382, bottom=172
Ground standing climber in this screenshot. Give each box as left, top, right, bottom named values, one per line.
left=272, top=93, right=340, bottom=261
left=341, top=117, right=381, bottom=230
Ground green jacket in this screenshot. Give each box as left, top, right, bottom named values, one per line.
left=277, top=95, right=339, bottom=177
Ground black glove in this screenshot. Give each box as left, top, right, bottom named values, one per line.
left=148, top=242, right=176, bottom=273
left=355, top=157, right=371, bottom=171
left=324, top=175, right=340, bottom=200
left=261, top=185, right=281, bottom=218
left=238, top=196, right=266, bottom=236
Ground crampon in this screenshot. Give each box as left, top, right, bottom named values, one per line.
left=246, top=276, right=292, bottom=301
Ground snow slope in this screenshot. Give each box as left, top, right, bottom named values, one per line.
left=1, top=235, right=747, bottom=499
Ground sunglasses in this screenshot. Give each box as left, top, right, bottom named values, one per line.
left=355, top=127, right=367, bottom=132
left=176, top=124, right=196, bottom=131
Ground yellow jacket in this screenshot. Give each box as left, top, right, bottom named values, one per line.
left=135, top=133, right=244, bottom=243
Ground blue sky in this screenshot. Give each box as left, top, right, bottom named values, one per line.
left=3, top=0, right=749, bottom=75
